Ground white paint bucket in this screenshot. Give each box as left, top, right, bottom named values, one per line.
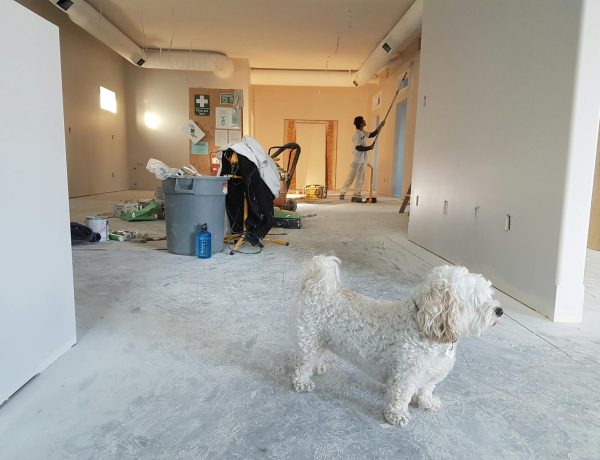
left=85, top=216, right=109, bottom=241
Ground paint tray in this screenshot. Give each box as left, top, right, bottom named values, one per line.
left=274, top=209, right=302, bottom=229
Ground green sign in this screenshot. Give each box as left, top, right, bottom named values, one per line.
left=220, top=93, right=234, bottom=105
left=195, top=94, right=210, bottom=116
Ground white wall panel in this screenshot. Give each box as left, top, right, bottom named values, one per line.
left=409, top=0, right=600, bottom=321
left=0, top=1, right=76, bottom=403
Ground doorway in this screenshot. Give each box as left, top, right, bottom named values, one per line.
left=284, top=119, right=338, bottom=190
left=392, top=99, right=408, bottom=197
left=295, top=122, right=327, bottom=189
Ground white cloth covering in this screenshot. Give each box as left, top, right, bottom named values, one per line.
left=224, top=136, right=280, bottom=197
left=351, top=128, right=374, bottom=164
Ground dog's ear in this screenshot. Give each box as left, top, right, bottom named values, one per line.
left=415, top=279, right=463, bottom=344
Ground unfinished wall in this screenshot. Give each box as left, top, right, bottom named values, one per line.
left=125, top=60, right=251, bottom=191
left=1, top=1, right=76, bottom=404
left=16, top=0, right=129, bottom=198
left=252, top=85, right=372, bottom=189
left=409, top=0, right=600, bottom=322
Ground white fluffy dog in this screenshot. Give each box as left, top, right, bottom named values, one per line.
left=291, top=255, right=503, bottom=427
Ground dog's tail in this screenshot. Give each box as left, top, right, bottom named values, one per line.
left=301, top=254, right=342, bottom=296
left=288, top=254, right=342, bottom=350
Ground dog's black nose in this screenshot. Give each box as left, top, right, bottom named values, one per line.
left=495, top=307, right=503, bottom=317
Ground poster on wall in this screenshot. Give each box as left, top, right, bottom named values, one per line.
left=182, top=120, right=205, bottom=142
left=220, top=93, right=234, bottom=104
left=195, top=94, right=210, bottom=116
left=191, top=142, right=209, bottom=155
left=215, top=107, right=233, bottom=129
left=231, top=108, right=241, bottom=129
left=214, top=129, right=228, bottom=147
left=228, top=129, right=242, bottom=145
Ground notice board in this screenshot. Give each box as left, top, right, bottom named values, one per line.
left=188, top=87, right=243, bottom=173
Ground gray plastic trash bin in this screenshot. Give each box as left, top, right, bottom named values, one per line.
left=163, top=176, right=228, bottom=255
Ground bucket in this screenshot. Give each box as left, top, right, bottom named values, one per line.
left=85, top=216, right=109, bottom=241
left=163, top=176, right=228, bottom=255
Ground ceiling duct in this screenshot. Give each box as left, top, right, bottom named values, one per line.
left=144, top=50, right=234, bottom=79
left=48, top=0, right=234, bottom=77
left=251, top=69, right=358, bottom=87
left=49, top=0, right=145, bottom=66
left=352, top=0, right=423, bottom=87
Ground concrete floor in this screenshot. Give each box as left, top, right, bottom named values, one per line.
left=1, top=190, right=599, bottom=459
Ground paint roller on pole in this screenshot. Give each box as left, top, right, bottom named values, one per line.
left=351, top=72, right=408, bottom=205
left=372, top=71, right=408, bottom=147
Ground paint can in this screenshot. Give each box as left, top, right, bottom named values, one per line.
left=85, top=216, right=109, bottom=241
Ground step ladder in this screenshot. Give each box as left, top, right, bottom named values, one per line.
left=399, top=184, right=411, bottom=213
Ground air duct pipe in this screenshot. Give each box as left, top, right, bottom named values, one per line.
left=48, top=0, right=234, bottom=77
left=50, top=0, right=146, bottom=65
left=352, top=0, right=423, bottom=87
left=144, top=50, right=234, bottom=79
left=251, top=69, right=359, bottom=87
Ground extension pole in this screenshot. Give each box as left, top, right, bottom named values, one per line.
left=372, top=72, right=407, bottom=147
left=363, top=72, right=408, bottom=203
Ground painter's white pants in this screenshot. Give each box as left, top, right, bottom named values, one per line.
left=340, top=162, right=365, bottom=196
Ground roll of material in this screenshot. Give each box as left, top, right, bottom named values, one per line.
left=70, top=222, right=101, bottom=244
left=85, top=216, right=109, bottom=241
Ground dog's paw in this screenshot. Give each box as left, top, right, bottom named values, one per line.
left=293, top=379, right=316, bottom=392
left=420, top=395, right=442, bottom=411
left=313, top=363, right=327, bottom=375
left=411, top=394, right=442, bottom=411
left=384, top=408, right=410, bottom=427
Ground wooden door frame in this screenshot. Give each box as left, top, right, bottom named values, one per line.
left=284, top=119, right=337, bottom=191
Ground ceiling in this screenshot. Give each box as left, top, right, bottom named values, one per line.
left=86, top=0, right=415, bottom=71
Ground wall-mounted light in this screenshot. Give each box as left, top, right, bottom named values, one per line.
left=144, top=112, right=160, bottom=129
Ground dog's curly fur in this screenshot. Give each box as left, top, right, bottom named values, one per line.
left=291, top=255, right=502, bottom=427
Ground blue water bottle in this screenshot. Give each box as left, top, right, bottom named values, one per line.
left=195, top=223, right=211, bottom=259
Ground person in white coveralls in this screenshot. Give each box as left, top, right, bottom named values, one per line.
left=339, top=115, right=384, bottom=200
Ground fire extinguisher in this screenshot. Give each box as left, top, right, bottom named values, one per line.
left=210, top=150, right=221, bottom=176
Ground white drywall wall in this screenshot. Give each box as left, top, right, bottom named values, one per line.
left=409, top=0, right=600, bottom=321
left=0, top=1, right=76, bottom=404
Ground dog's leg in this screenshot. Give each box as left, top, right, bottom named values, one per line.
left=411, top=383, right=442, bottom=411
left=292, top=339, right=320, bottom=392
left=383, top=375, right=416, bottom=427
left=411, top=363, right=450, bottom=410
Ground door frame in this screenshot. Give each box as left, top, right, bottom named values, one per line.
left=392, top=99, right=408, bottom=197
left=284, top=119, right=338, bottom=190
